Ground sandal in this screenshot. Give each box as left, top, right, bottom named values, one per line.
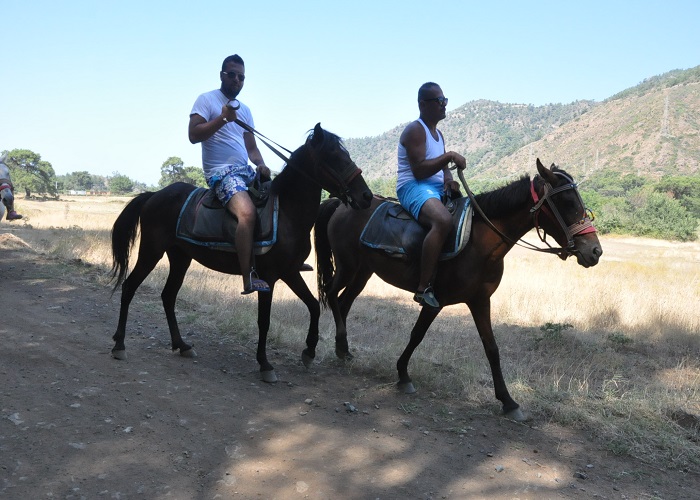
left=413, top=286, right=440, bottom=309
left=241, top=270, right=270, bottom=295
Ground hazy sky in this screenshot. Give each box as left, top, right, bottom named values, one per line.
left=2, top=0, right=698, bottom=186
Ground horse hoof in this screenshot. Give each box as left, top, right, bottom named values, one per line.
left=336, top=351, right=354, bottom=361
left=261, top=370, right=278, bottom=383
left=504, top=407, right=529, bottom=422
left=397, top=381, right=416, bottom=394
left=112, top=350, right=127, bottom=361
left=180, top=347, right=197, bottom=358
left=301, top=351, right=314, bottom=368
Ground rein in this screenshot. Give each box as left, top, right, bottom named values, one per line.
left=455, top=167, right=595, bottom=257
left=233, top=117, right=293, bottom=164
left=233, top=118, right=362, bottom=205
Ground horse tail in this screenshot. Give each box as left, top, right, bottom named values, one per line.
left=110, top=192, right=155, bottom=293
left=315, top=197, right=343, bottom=308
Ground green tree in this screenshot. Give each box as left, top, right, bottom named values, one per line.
left=72, top=171, right=94, bottom=191
left=91, top=174, right=108, bottom=192
left=109, top=173, right=135, bottom=195
left=61, top=171, right=94, bottom=191
left=183, top=166, right=206, bottom=187
left=159, top=157, right=187, bottom=187
left=629, top=191, right=698, bottom=241
left=655, top=175, right=700, bottom=218
left=158, top=157, right=206, bottom=188
left=2, top=148, right=57, bottom=198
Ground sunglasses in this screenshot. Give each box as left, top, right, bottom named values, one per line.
left=222, top=71, right=245, bottom=81
left=423, top=96, right=448, bottom=106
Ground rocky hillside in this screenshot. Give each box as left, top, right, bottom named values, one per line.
left=345, top=66, right=700, bottom=183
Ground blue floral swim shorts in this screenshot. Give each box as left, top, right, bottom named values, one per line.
left=206, top=164, right=256, bottom=206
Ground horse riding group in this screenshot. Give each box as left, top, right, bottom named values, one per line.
left=109, top=141, right=601, bottom=421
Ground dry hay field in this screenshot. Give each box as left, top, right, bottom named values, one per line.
left=4, top=194, right=700, bottom=475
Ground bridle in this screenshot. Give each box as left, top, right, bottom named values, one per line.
left=457, top=167, right=596, bottom=258
left=233, top=118, right=363, bottom=206
left=528, top=172, right=597, bottom=257
left=529, top=171, right=596, bottom=254
left=304, top=142, right=364, bottom=206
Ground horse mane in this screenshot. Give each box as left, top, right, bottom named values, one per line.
left=271, top=126, right=345, bottom=191
left=473, top=175, right=532, bottom=218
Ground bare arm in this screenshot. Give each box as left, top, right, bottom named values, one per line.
left=188, top=102, right=239, bottom=144
left=400, top=122, right=466, bottom=180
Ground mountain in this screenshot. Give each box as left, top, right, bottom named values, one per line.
left=345, top=66, right=700, bottom=183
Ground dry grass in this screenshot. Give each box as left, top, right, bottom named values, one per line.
left=5, top=195, right=699, bottom=471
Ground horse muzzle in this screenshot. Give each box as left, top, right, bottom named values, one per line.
left=570, top=233, right=603, bottom=267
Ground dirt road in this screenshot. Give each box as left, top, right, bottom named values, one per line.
left=0, top=233, right=693, bottom=499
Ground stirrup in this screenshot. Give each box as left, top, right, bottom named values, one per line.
left=413, top=286, right=440, bottom=309
left=241, top=269, right=270, bottom=295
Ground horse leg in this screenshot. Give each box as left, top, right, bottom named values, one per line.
left=254, top=285, right=277, bottom=383
left=468, top=299, right=526, bottom=422
left=161, top=249, right=194, bottom=357
left=111, top=254, right=161, bottom=360
left=281, top=272, right=320, bottom=368
left=396, top=306, right=441, bottom=394
left=333, top=268, right=373, bottom=360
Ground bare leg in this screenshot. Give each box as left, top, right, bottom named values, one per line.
left=416, top=198, right=451, bottom=290
left=226, top=192, right=267, bottom=292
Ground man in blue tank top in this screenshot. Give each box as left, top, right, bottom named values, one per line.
left=397, top=82, right=466, bottom=308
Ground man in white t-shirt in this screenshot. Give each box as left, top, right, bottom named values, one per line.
left=397, top=82, right=466, bottom=309
left=188, top=54, right=271, bottom=295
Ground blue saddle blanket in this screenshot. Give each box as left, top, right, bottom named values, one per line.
left=175, top=187, right=278, bottom=255
left=360, top=197, right=472, bottom=260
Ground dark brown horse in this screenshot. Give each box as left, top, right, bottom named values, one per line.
left=314, top=159, right=602, bottom=421
left=110, top=123, right=372, bottom=382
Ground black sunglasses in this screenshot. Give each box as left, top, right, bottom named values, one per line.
left=222, top=71, right=245, bottom=81
left=423, top=96, right=448, bottom=106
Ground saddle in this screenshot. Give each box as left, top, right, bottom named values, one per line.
left=360, top=196, right=472, bottom=261
left=176, top=180, right=278, bottom=254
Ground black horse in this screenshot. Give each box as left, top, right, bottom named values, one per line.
left=315, top=159, right=602, bottom=420
left=110, top=123, right=372, bottom=382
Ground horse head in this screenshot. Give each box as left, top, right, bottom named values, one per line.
left=306, top=123, right=372, bottom=210
left=531, top=158, right=602, bottom=268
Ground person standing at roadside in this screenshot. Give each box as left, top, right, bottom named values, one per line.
left=396, top=82, right=466, bottom=309
left=0, top=152, right=23, bottom=220
left=188, top=54, right=271, bottom=294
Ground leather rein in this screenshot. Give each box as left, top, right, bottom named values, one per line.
left=232, top=117, right=362, bottom=206
left=455, top=167, right=596, bottom=258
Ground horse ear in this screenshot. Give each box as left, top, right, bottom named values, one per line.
left=536, top=158, right=556, bottom=182
left=311, top=123, right=324, bottom=145
left=0, top=152, right=6, bottom=163
left=536, top=158, right=545, bottom=172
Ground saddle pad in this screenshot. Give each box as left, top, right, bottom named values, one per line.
left=176, top=187, right=278, bottom=255
left=360, top=197, right=472, bottom=260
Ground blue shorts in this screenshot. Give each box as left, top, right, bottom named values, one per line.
left=206, top=164, right=256, bottom=205
left=397, top=178, right=445, bottom=220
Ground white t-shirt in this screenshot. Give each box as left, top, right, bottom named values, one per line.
left=190, top=89, right=255, bottom=178
left=396, top=118, right=445, bottom=190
